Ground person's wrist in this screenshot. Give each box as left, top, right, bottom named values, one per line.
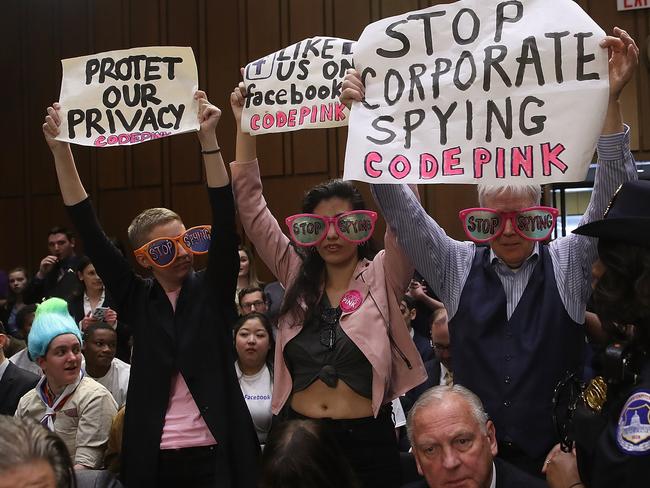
left=568, top=482, right=584, bottom=488
left=199, top=133, right=219, bottom=148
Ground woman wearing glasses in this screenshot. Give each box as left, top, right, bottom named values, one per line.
left=228, top=84, right=426, bottom=488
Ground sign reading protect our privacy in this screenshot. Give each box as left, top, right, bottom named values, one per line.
left=56, top=46, right=199, bottom=147
left=242, top=37, right=355, bottom=134
left=343, top=0, right=609, bottom=185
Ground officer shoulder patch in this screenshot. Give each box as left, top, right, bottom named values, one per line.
left=616, top=389, right=650, bottom=455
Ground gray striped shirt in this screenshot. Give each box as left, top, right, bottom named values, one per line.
left=372, top=128, right=637, bottom=323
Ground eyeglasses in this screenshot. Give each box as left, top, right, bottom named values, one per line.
left=431, top=342, right=451, bottom=352
left=458, top=206, right=558, bottom=243
left=133, top=225, right=211, bottom=268
left=285, top=210, right=377, bottom=247
left=241, top=300, right=267, bottom=312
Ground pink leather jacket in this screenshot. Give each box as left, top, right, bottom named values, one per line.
left=231, top=159, right=427, bottom=417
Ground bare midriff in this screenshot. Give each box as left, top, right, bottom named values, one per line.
left=290, top=378, right=373, bottom=418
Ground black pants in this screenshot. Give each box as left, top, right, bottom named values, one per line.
left=287, top=406, right=401, bottom=488
left=156, top=444, right=221, bottom=488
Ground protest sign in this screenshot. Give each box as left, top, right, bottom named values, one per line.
left=242, top=37, right=354, bottom=134
left=57, top=46, right=199, bottom=147
left=343, top=0, right=609, bottom=185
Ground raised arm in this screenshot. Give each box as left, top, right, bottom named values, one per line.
left=43, top=104, right=87, bottom=205
left=550, top=27, right=639, bottom=324
left=44, top=105, right=140, bottom=324
left=228, top=82, right=302, bottom=287
left=195, top=91, right=240, bottom=316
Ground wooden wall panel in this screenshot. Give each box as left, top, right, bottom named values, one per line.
left=1, top=0, right=648, bottom=279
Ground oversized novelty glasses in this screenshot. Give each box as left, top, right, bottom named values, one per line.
left=133, top=225, right=211, bottom=268
left=458, top=206, right=559, bottom=243
left=285, top=210, right=377, bottom=247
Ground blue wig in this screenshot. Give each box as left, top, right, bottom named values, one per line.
left=28, top=297, right=82, bottom=361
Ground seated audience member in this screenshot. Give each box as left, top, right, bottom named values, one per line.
left=238, top=286, right=269, bottom=316
left=0, top=267, right=29, bottom=336
left=263, top=280, right=285, bottom=324
left=9, top=304, right=41, bottom=376
left=83, top=324, right=130, bottom=408
left=15, top=298, right=117, bottom=469
left=68, top=256, right=130, bottom=363
left=406, top=276, right=445, bottom=339
left=234, top=312, right=274, bottom=445
left=237, top=245, right=263, bottom=307
left=259, top=419, right=360, bottom=488
left=402, top=307, right=453, bottom=415
left=24, top=227, right=81, bottom=304
left=105, top=406, right=126, bottom=475
left=405, top=385, right=547, bottom=488
left=0, top=415, right=76, bottom=488
left=0, top=323, right=39, bottom=415
left=401, top=295, right=433, bottom=362
left=43, top=92, right=259, bottom=486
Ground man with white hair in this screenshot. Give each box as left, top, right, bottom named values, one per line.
left=343, top=28, right=640, bottom=475
left=405, top=385, right=547, bottom=488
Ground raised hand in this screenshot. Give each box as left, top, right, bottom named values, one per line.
left=195, top=90, right=222, bottom=144
left=340, top=68, right=365, bottom=109
left=230, top=81, right=247, bottom=129
left=42, top=103, right=70, bottom=154
left=601, top=26, right=639, bottom=101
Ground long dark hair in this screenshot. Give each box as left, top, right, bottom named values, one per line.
left=233, top=312, right=275, bottom=374
left=593, top=239, right=650, bottom=349
left=259, top=419, right=360, bottom=488
left=279, top=179, right=378, bottom=323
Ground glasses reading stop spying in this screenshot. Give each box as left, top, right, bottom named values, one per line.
left=285, top=210, right=377, bottom=247
left=134, top=225, right=212, bottom=268
left=458, top=206, right=559, bottom=243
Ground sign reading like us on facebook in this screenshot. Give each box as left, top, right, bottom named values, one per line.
left=242, top=37, right=355, bottom=134
left=343, top=0, right=609, bottom=185
left=56, top=46, right=199, bottom=147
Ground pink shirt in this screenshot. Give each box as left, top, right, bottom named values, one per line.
left=159, top=290, right=217, bottom=449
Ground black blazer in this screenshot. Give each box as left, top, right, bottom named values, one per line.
left=24, top=256, right=82, bottom=305
left=402, top=358, right=442, bottom=414
left=402, top=457, right=548, bottom=488
left=68, top=186, right=259, bottom=488
left=0, top=361, right=39, bottom=415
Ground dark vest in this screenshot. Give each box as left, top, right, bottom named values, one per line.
left=450, top=245, right=585, bottom=458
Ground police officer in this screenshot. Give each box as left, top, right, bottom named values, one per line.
left=544, top=180, right=650, bottom=487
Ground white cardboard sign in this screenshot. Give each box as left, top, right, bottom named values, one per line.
left=242, top=37, right=355, bottom=134
left=57, top=46, right=199, bottom=147
left=343, top=0, right=609, bottom=185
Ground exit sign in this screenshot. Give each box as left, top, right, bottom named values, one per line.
left=617, top=0, right=650, bottom=10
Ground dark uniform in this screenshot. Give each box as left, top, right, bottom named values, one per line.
left=574, top=358, right=650, bottom=487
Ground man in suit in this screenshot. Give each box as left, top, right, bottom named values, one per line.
left=404, top=385, right=547, bottom=488
left=24, top=226, right=81, bottom=304
left=0, top=322, right=39, bottom=415
left=401, top=295, right=434, bottom=363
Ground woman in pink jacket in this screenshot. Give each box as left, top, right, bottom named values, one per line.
left=229, top=85, right=426, bottom=488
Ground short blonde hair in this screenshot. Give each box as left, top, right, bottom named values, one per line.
left=127, top=207, right=182, bottom=249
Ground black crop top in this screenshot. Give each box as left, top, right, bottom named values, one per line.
left=284, top=296, right=373, bottom=399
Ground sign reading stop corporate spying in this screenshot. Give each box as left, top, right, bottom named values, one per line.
left=56, top=47, right=199, bottom=147
left=242, top=37, right=355, bottom=134
left=343, top=0, right=609, bottom=185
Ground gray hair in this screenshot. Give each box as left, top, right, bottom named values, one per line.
left=477, top=184, right=541, bottom=207
left=406, top=385, right=489, bottom=446
left=0, top=415, right=76, bottom=488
